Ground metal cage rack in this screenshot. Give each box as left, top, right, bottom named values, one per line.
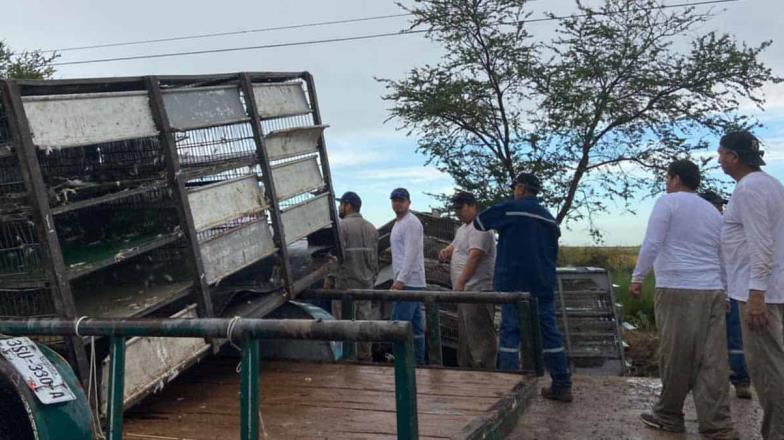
left=0, top=72, right=343, bottom=408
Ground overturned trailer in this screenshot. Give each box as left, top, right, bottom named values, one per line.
left=0, top=72, right=342, bottom=412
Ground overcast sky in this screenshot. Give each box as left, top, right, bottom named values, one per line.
left=4, top=0, right=783, bottom=245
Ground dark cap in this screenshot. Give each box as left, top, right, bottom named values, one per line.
left=512, top=172, right=541, bottom=191
left=449, top=191, right=477, bottom=209
left=390, top=187, right=410, bottom=201
left=720, top=131, right=766, bottom=166
left=337, top=191, right=362, bottom=210
left=699, top=190, right=728, bottom=206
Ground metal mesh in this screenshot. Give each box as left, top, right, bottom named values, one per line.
left=176, top=122, right=256, bottom=170
left=0, top=220, right=42, bottom=276
left=37, top=136, right=167, bottom=208
left=55, top=188, right=180, bottom=265
left=196, top=212, right=267, bottom=242
left=0, top=288, right=54, bottom=317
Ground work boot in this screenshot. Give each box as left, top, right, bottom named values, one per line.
left=734, top=383, right=752, bottom=399
left=640, top=413, right=685, bottom=433
left=540, top=386, right=573, bottom=402
left=702, top=428, right=741, bottom=440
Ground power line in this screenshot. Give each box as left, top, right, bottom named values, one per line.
left=44, top=13, right=413, bottom=53
left=52, top=0, right=739, bottom=67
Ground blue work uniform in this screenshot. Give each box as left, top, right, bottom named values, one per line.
left=474, top=195, right=572, bottom=390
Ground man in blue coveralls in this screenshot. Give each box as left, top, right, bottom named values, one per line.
left=474, top=172, right=573, bottom=402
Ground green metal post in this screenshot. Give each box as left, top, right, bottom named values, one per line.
left=393, top=337, right=419, bottom=440
left=527, top=298, right=545, bottom=376
left=107, top=337, right=126, bottom=440
left=424, top=301, right=443, bottom=366
left=341, top=298, right=357, bottom=361
left=241, top=338, right=260, bottom=440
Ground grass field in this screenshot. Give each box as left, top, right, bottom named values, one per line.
left=559, top=246, right=656, bottom=330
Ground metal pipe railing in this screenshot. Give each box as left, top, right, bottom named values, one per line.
left=299, top=289, right=544, bottom=376
left=0, top=318, right=419, bottom=440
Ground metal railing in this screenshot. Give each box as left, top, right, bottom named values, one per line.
left=0, top=318, right=419, bottom=440
left=300, top=289, right=545, bottom=376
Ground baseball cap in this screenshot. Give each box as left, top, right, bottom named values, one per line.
left=511, top=172, right=541, bottom=191
left=449, top=191, right=477, bottom=209
left=699, top=190, right=728, bottom=206
left=720, top=131, right=766, bottom=166
left=337, top=191, right=362, bottom=210
left=390, top=188, right=410, bottom=201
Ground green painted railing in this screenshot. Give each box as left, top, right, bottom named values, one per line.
left=300, top=289, right=544, bottom=376
left=0, top=318, right=419, bottom=440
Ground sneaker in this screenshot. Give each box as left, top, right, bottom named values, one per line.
left=640, top=413, right=685, bottom=433
left=541, top=386, right=573, bottom=402
left=734, top=384, right=752, bottom=399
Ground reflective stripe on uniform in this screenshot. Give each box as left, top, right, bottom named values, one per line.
left=414, top=334, right=425, bottom=339
left=499, top=346, right=520, bottom=353
left=729, top=349, right=745, bottom=355
left=506, top=211, right=557, bottom=225
left=542, top=346, right=565, bottom=354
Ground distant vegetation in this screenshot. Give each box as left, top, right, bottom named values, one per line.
left=559, top=246, right=655, bottom=330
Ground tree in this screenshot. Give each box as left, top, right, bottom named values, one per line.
left=380, top=0, right=779, bottom=238
left=0, top=40, right=57, bottom=80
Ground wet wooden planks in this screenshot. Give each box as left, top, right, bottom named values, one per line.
left=124, top=358, right=527, bottom=439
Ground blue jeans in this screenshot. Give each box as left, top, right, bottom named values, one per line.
left=498, top=298, right=572, bottom=390
left=726, top=298, right=750, bottom=386
left=391, top=287, right=426, bottom=365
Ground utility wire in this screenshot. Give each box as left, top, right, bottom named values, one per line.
left=44, top=13, right=413, bottom=53
left=51, top=0, right=740, bottom=67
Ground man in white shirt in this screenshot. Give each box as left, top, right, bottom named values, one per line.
left=438, top=191, right=497, bottom=368
left=389, top=187, right=427, bottom=364
left=719, top=130, right=784, bottom=439
left=630, top=159, right=737, bottom=438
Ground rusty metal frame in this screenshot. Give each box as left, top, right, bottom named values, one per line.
left=300, top=72, right=344, bottom=263
left=0, top=79, right=90, bottom=383
left=238, top=73, right=294, bottom=294
left=145, top=76, right=215, bottom=318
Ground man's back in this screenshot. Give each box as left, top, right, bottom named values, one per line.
left=339, top=213, right=379, bottom=285
left=475, top=196, right=559, bottom=296
left=723, top=171, right=784, bottom=302
left=634, top=192, right=723, bottom=290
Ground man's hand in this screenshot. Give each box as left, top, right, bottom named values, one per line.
left=438, top=246, right=453, bottom=263
left=628, top=282, right=642, bottom=299
left=391, top=281, right=405, bottom=290
left=454, top=279, right=466, bottom=292
left=747, top=290, right=770, bottom=332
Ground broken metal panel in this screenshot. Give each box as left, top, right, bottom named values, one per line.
left=200, top=219, right=277, bottom=284
left=100, top=304, right=210, bottom=413
left=263, top=125, right=326, bottom=161
left=188, top=175, right=266, bottom=232
left=252, top=83, right=310, bottom=119
left=281, top=193, right=332, bottom=244
left=22, top=91, right=158, bottom=149
left=162, top=86, right=248, bottom=131
left=271, top=156, right=324, bottom=201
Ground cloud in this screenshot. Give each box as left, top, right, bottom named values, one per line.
left=354, top=166, right=451, bottom=184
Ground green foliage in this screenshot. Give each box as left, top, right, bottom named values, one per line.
left=0, top=40, right=58, bottom=80
left=381, top=0, right=780, bottom=239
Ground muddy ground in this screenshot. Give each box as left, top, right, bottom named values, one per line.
left=508, top=375, right=762, bottom=439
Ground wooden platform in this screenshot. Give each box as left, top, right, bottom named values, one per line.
left=124, top=358, right=535, bottom=439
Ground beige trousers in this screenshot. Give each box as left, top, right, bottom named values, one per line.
left=457, top=303, right=497, bottom=369
left=653, top=289, right=734, bottom=434
left=739, top=301, right=784, bottom=439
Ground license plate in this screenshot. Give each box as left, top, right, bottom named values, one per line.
left=0, top=337, right=76, bottom=405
